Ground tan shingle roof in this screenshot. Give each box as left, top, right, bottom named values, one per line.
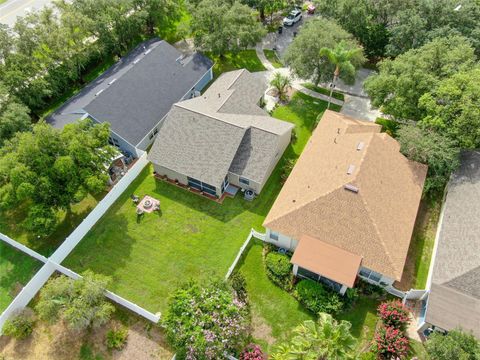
left=264, top=111, right=427, bottom=280
left=291, top=235, right=362, bottom=287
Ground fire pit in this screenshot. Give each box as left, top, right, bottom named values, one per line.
left=143, top=199, right=153, bottom=209
left=136, top=195, right=160, bottom=213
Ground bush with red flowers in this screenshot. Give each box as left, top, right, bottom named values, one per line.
left=377, top=300, right=410, bottom=329
left=373, top=325, right=409, bottom=359
left=240, top=343, right=265, bottom=360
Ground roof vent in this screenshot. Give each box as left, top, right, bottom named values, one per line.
left=133, top=58, right=140, bottom=65
left=95, top=89, right=104, bottom=96
left=347, top=164, right=355, bottom=175
left=344, top=184, right=359, bottom=193
left=357, top=142, right=365, bottom=151
left=108, top=79, right=117, bottom=85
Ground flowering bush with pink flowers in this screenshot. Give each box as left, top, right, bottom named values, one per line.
left=240, top=343, right=265, bottom=360
left=163, top=280, right=249, bottom=360
left=373, top=325, right=409, bottom=359
left=377, top=300, right=410, bottom=329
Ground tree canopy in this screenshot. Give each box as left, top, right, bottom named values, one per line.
left=364, top=36, right=476, bottom=121
left=0, top=119, right=114, bottom=236
left=36, top=271, right=115, bottom=331
left=190, top=0, right=265, bottom=56
left=397, top=125, right=460, bottom=195
left=283, top=18, right=365, bottom=86
left=0, top=83, right=30, bottom=147
left=425, top=329, right=480, bottom=360
left=419, top=66, right=480, bottom=149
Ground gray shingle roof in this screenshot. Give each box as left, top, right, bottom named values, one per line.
left=47, top=38, right=213, bottom=146
left=426, top=150, right=480, bottom=336
left=148, top=70, right=293, bottom=189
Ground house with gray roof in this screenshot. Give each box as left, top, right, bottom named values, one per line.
left=418, top=151, right=480, bottom=338
left=47, top=38, right=213, bottom=157
left=148, top=69, right=294, bottom=198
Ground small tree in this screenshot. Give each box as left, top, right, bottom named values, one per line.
left=270, top=313, right=357, bottom=360
left=36, top=270, right=115, bottom=331
left=163, top=279, right=249, bottom=359
left=377, top=300, right=410, bottom=330
left=2, top=308, right=35, bottom=339
left=425, top=329, right=480, bottom=360
left=373, top=325, right=409, bottom=359
left=270, top=72, right=292, bottom=102
left=319, top=41, right=363, bottom=109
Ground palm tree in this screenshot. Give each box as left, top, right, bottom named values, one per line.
left=270, top=71, right=292, bottom=103
left=319, top=41, right=363, bottom=109
left=270, top=313, right=357, bottom=360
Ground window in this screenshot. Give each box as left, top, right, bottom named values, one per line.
left=187, top=177, right=217, bottom=197
left=270, top=231, right=279, bottom=241
left=359, top=267, right=382, bottom=283
left=239, top=177, right=250, bottom=185
left=108, top=137, right=119, bottom=146
left=297, top=267, right=319, bottom=281
left=149, top=132, right=154, bottom=140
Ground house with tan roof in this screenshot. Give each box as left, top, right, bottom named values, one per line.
left=148, top=69, right=293, bottom=199
left=263, top=111, right=427, bottom=294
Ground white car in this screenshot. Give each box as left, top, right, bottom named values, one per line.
left=283, top=9, right=302, bottom=26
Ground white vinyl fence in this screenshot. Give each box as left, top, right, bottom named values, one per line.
left=0, top=153, right=152, bottom=332
left=225, top=229, right=266, bottom=280
left=50, top=152, right=149, bottom=264
left=53, top=263, right=161, bottom=322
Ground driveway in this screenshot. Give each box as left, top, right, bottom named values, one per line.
left=0, top=0, right=53, bottom=26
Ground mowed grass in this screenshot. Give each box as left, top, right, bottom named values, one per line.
left=0, top=193, right=104, bottom=257
left=207, top=50, right=266, bottom=78
left=64, top=93, right=336, bottom=314
left=237, top=242, right=314, bottom=352
left=263, top=49, right=283, bottom=68
left=0, top=242, right=42, bottom=312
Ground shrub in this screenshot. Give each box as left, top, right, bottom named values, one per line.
left=240, top=343, right=265, bottom=360
left=377, top=300, right=410, bottom=329
left=280, top=158, right=296, bottom=184
left=230, top=271, right=248, bottom=302
left=265, top=252, right=293, bottom=290
left=373, top=325, right=409, bottom=359
left=163, top=280, right=249, bottom=359
left=294, top=279, right=344, bottom=315
left=106, top=327, right=128, bottom=350
left=357, top=280, right=386, bottom=298
left=2, top=308, right=35, bottom=339
left=425, top=329, right=480, bottom=360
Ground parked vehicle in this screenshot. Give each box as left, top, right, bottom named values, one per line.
left=283, top=9, right=302, bottom=26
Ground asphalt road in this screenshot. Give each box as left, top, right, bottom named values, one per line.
left=0, top=0, right=52, bottom=27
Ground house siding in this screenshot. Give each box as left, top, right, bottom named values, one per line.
left=153, top=164, right=188, bottom=186
left=228, top=172, right=261, bottom=194
left=265, top=228, right=298, bottom=250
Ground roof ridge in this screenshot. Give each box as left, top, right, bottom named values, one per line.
left=174, top=103, right=247, bottom=131
left=227, top=69, right=247, bottom=90
left=264, top=183, right=347, bottom=227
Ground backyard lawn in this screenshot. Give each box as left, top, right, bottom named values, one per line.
left=263, top=49, right=283, bottom=68
left=237, top=241, right=314, bottom=352
left=0, top=242, right=42, bottom=312
left=64, top=92, right=336, bottom=314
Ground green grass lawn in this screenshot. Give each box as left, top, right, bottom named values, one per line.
left=206, top=50, right=266, bottom=78
left=302, top=82, right=345, bottom=101
left=0, top=193, right=104, bottom=257
left=237, top=241, right=314, bottom=352
left=263, top=49, right=283, bottom=68
left=0, top=242, right=42, bottom=312
left=63, top=92, right=335, bottom=314
left=338, top=297, right=381, bottom=352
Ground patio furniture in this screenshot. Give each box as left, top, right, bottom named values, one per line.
left=131, top=194, right=139, bottom=204
left=136, top=208, right=144, bottom=215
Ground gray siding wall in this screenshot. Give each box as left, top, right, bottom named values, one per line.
left=153, top=164, right=188, bottom=186
left=228, top=173, right=261, bottom=194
